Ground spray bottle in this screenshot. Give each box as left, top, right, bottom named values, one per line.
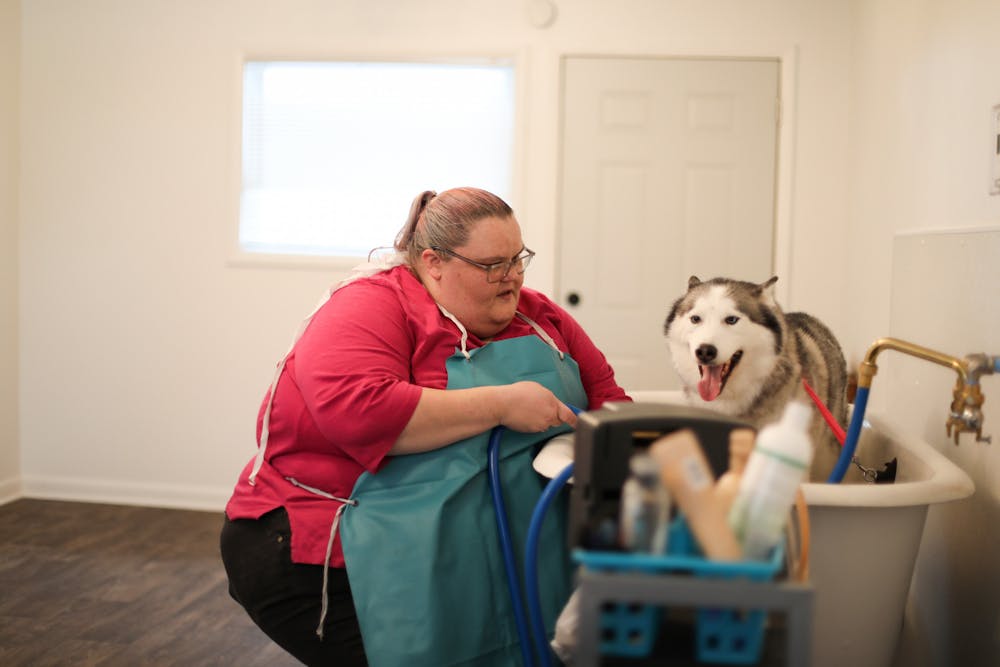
left=728, top=401, right=814, bottom=561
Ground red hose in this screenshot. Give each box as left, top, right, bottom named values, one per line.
left=802, top=379, right=846, bottom=446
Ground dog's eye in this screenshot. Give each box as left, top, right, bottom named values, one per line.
left=690, top=315, right=701, bottom=324
left=724, top=316, right=740, bottom=325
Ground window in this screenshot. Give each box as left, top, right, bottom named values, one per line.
left=240, top=60, right=516, bottom=259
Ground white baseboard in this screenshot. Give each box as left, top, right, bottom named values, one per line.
left=0, top=475, right=23, bottom=505
left=20, top=474, right=231, bottom=512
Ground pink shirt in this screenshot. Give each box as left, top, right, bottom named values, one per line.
left=225, top=265, right=629, bottom=566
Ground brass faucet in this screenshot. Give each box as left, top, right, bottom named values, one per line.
left=856, top=338, right=996, bottom=445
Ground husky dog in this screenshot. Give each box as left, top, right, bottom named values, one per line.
left=664, top=276, right=848, bottom=481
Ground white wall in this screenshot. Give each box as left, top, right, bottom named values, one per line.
left=845, top=1, right=1000, bottom=665
left=16, top=0, right=854, bottom=508
left=0, top=0, right=20, bottom=503
left=11, top=0, right=1000, bottom=663
left=845, top=0, right=1000, bottom=357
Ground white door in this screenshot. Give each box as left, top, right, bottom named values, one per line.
left=558, top=56, right=780, bottom=392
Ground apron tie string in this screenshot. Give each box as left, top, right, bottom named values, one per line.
left=317, top=502, right=349, bottom=639
left=285, top=476, right=359, bottom=640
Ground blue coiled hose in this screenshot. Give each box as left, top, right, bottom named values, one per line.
left=487, top=425, right=536, bottom=667
left=487, top=404, right=580, bottom=667
left=524, top=462, right=574, bottom=667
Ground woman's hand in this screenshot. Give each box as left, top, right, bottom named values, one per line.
left=392, top=382, right=578, bottom=454
left=494, top=381, right=578, bottom=433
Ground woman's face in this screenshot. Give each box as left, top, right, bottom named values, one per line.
left=422, top=215, right=526, bottom=339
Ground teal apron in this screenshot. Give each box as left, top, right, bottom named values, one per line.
left=339, top=333, right=587, bottom=667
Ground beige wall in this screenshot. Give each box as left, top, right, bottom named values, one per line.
left=845, top=0, right=1000, bottom=356
left=845, top=1, right=1000, bottom=665
left=9, top=0, right=1000, bottom=662
left=0, top=0, right=21, bottom=503
left=16, top=0, right=854, bottom=506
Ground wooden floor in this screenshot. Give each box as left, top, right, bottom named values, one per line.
left=0, top=498, right=301, bottom=666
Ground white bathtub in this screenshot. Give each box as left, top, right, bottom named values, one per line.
left=626, top=391, right=975, bottom=667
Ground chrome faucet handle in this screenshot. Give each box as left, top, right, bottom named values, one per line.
left=946, top=361, right=992, bottom=444
left=947, top=407, right=990, bottom=444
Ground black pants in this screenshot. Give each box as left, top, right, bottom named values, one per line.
left=219, top=507, right=368, bottom=667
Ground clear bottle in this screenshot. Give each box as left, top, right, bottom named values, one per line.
left=728, top=402, right=814, bottom=561
left=650, top=429, right=743, bottom=561
left=619, top=452, right=671, bottom=554
left=714, top=428, right=756, bottom=515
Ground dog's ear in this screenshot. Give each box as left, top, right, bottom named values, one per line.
left=688, top=276, right=702, bottom=289
left=758, top=276, right=779, bottom=305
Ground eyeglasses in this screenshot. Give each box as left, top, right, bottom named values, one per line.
left=431, top=246, right=535, bottom=283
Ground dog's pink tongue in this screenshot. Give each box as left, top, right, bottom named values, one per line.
left=698, top=365, right=724, bottom=401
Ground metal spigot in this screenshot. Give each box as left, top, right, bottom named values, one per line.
left=858, top=338, right=996, bottom=445
left=946, top=354, right=998, bottom=445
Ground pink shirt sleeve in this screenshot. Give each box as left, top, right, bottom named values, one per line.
left=290, top=279, right=424, bottom=471
left=517, top=290, right=631, bottom=409
left=560, top=316, right=631, bottom=409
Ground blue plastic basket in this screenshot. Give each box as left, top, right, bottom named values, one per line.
left=572, top=516, right=785, bottom=665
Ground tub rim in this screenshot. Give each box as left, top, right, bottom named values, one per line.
left=801, top=410, right=974, bottom=508
left=625, top=390, right=975, bottom=509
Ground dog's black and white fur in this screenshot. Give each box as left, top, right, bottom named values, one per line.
left=664, top=276, right=848, bottom=481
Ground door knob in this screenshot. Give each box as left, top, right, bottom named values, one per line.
left=566, top=292, right=581, bottom=306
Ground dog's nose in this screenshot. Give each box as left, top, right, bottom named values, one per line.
left=696, top=344, right=717, bottom=363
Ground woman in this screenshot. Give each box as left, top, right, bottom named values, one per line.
left=221, top=187, right=630, bottom=666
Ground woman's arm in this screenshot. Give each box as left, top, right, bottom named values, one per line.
left=293, top=276, right=577, bottom=464
left=390, top=381, right=578, bottom=455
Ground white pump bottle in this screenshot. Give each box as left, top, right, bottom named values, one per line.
left=727, top=401, right=814, bottom=561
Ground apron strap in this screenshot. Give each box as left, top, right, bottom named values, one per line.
left=516, top=312, right=566, bottom=360
left=249, top=254, right=406, bottom=485
left=249, top=357, right=287, bottom=485
left=248, top=293, right=331, bottom=485
left=436, top=303, right=472, bottom=360
left=435, top=304, right=567, bottom=362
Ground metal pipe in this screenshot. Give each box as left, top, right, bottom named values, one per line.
left=857, top=337, right=969, bottom=388
left=855, top=337, right=993, bottom=445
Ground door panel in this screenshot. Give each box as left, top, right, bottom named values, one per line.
left=558, top=57, right=779, bottom=392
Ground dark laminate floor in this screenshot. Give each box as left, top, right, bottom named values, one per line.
left=0, top=498, right=301, bottom=667
left=0, top=499, right=799, bottom=666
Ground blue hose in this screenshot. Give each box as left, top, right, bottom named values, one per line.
left=488, top=425, right=535, bottom=667
left=525, top=462, right=574, bottom=667
left=827, top=385, right=871, bottom=483
left=488, top=404, right=581, bottom=666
